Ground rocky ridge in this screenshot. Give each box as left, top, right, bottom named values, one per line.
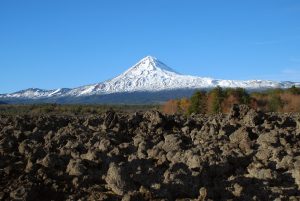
left=0, top=105, right=300, bottom=200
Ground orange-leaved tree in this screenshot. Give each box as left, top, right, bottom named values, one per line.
left=162, top=99, right=179, bottom=114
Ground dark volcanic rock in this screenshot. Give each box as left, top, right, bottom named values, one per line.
left=66, top=159, right=87, bottom=176
left=105, top=162, right=134, bottom=195
left=0, top=107, right=300, bottom=200
left=103, top=110, right=118, bottom=130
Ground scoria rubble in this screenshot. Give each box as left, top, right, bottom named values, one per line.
left=0, top=105, right=300, bottom=200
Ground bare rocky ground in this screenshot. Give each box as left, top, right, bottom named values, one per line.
left=0, top=105, right=300, bottom=201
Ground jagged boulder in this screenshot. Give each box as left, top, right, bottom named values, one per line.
left=105, top=163, right=135, bottom=196
left=66, top=159, right=87, bottom=176
left=102, top=110, right=118, bottom=129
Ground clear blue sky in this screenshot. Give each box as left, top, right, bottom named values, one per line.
left=1, top=0, right=300, bottom=93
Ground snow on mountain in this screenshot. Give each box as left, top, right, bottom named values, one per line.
left=1, top=56, right=299, bottom=99
left=0, top=88, right=54, bottom=98
left=65, top=56, right=215, bottom=96
left=61, top=55, right=300, bottom=96
left=0, top=88, right=71, bottom=99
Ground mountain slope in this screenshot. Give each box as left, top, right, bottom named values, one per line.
left=0, top=88, right=71, bottom=99
left=1, top=56, right=299, bottom=100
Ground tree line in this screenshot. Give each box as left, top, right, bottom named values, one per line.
left=162, top=86, right=300, bottom=114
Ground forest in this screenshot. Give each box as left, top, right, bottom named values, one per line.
left=163, top=86, right=300, bottom=114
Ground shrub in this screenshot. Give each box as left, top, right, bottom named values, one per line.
left=281, top=93, right=300, bottom=112
left=268, top=94, right=283, bottom=112
left=162, top=99, right=178, bottom=114
left=178, top=98, right=191, bottom=114
left=287, top=85, right=300, bottom=95
left=222, top=88, right=250, bottom=112
left=188, top=91, right=207, bottom=114
left=207, top=86, right=224, bottom=114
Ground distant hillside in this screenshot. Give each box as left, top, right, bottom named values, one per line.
left=0, top=101, right=7, bottom=105
left=0, top=89, right=198, bottom=104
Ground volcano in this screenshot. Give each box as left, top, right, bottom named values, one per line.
left=1, top=56, right=299, bottom=103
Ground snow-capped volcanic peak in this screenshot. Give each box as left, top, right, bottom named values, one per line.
left=122, top=56, right=178, bottom=76
left=57, top=56, right=300, bottom=96
left=1, top=55, right=300, bottom=99
left=63, top=56, right=187, bottom=96
left=94, top=56, right=198, bottom=94
left=115, top=56, right=181, bottom=83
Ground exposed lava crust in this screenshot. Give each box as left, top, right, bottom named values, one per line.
left=1, top=105, right=300, bottom=200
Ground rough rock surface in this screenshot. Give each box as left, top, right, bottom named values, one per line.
left=0, top=105, right=300, bottom=200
